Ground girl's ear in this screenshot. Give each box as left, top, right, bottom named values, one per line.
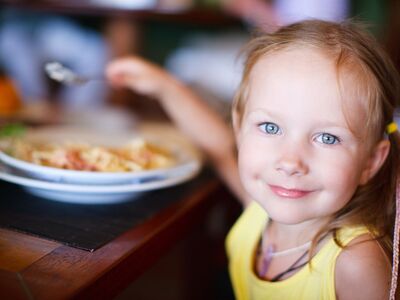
left=359, top=139, right=391, bottom=185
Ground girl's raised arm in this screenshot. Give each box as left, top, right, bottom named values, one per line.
left=106, top=56, right=250, bottom=206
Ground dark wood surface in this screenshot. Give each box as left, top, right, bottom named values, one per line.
left=0, top=177, right=235, bottom=300
left=0, top=0, right=240, bottom=25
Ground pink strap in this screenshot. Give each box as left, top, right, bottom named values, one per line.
left=389, top=179, right=400, bottom=299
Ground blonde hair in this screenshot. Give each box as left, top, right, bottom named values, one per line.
left=233, top=20, right=400, bottom=257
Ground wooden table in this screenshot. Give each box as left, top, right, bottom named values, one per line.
left=0, top=177, right=236, bottom=300
left=0, top=0, right=239, bottom=25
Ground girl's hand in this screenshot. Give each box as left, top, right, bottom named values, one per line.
left=105, top=56, right=172, bottom=99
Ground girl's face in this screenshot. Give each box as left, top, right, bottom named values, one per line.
left=236, top=47, right=388, bottom=226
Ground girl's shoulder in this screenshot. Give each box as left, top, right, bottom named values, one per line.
left=335, top=233, right=391, bottom=299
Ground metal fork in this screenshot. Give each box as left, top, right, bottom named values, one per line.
left=44, top=62, right=103, bottom=85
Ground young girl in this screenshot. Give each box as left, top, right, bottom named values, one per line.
left=106, top=20, right=400, bottom=299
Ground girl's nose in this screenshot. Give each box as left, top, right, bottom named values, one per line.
left=275, top=153, right=309, bottom=176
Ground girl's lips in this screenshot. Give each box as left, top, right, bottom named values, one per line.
left=269, top=185, right=312, bottom=199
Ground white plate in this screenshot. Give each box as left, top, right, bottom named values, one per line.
left=0, top=163, right=201, bottom=204
left=0, top=124, right=202, bottom=185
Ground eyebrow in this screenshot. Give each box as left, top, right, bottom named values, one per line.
left=246, top=109, right=278, bottom=119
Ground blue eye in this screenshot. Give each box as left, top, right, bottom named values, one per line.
left=259, top=122, right=281, bottom=135
left=316, top=133, right=339, bottom=145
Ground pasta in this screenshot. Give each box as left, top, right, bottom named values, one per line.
left=7, top=138, right=175, bottom=172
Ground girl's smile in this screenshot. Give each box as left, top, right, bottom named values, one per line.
left=268, top=184, right=314, bottom=199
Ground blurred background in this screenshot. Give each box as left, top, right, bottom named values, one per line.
left=0, top=0, right=398, bottom=299
left=0, top=0, right=397, bottom=122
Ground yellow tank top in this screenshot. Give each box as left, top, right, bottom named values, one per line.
left=226, top=202, right=369, bottom=300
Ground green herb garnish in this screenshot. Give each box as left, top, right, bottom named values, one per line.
left=0, top=123, right=26, bottom=138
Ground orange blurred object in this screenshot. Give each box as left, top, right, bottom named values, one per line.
left=0, top=76, right=22, bottom=116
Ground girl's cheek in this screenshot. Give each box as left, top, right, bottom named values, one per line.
left=314, top=152, right=362, bottom=190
